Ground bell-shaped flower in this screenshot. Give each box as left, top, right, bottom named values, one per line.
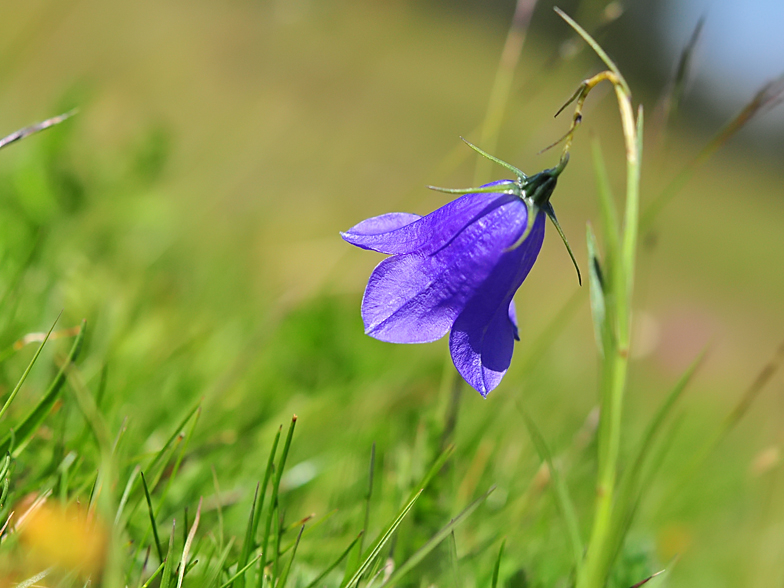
left=342, top=141, right=578, bottom=396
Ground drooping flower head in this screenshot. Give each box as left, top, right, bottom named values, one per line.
left=342, top=140, right=578, bottom=396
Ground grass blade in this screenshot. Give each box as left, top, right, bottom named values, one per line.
left=276, top=524, right=305, bottom=588
left=342, top=490, right=422, bottom=588
left=204, top=538, right=235, bottom=588
left=218, top=555, right=262, bottom=588
left=303, top=533, right=363, bottom=588
left=260, top=416, right=297, bottom=587
left=448, top=531, right=461, bottom=588
left=590, top=138, right=619, bottom=280
left=491, top=538, right=506, bottom=588
left=379, top=486, right=495, bottom=587
left=642, top=75, right=784, bottom=230
left=0, top=110, right=76, bottom=151
left=0, top=313, right=60, bottom=422
left=554, top=7, right=629, bottom=95
left=656, top=17, right=704, bottom=144
left=157, top=405, right=202, bottom=517
left=177, top=498, right=202, bottom=588
left=519, top=408, right=583, bottom=568
left=235, top=483, right=260, bottom=588
left=0, top=320, right=86, bottom=456
left=140, top=562, right=166, bottom=588
left=473, top=0, right=537, bottom=185
left=606, top=353, right=704, bottom=567
left=161, top=519, right=177, bottom=588
left=252, top=425, right=281, bottom=542
left=359, top=442, right=376, bottom=556
left=141, top=471, right=164, bottom=564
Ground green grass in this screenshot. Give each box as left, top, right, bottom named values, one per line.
left=0, top=1, right=783, bottom=587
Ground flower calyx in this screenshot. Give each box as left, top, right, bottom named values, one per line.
left=429, top=140, right=581, bottom=285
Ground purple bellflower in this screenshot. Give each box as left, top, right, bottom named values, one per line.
left=342, top=140, right=579, bottom=396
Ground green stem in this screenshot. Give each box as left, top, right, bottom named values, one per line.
left=555, top=11, right=643, bottom=588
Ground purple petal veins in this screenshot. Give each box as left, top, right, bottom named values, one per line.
left=342, top=181, right=546, bottom=396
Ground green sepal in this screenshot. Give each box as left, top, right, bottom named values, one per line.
left=544, top=203, right=581, bottom=285
left=427, top=183, right=520, bottom=197
left=459, top=136, right=527, bottom=179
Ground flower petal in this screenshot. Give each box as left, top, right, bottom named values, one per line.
left=361, top=193, right=533, bottom=345
left=449, top=212, right=546, bottom=396
left=341, top=181, right=515, bottom=254
left=508, top=299, right=520, bottom=341
left=361, top=254, right=455, bottom=343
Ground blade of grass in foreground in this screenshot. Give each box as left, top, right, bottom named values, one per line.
left=141, top=471, right=164, bottom=564
left=448, top=531, right=461, bottom=588
left=260, top=415, right=297, bottom=588
left=203, top=538, right=236, bottom=588
left=303, top=533, right=363, bottom=588
left=0, top=320, right=85, bottom=456
left=276, top=524, right=305, bottom=588
left=520, top=408, right=583, bottom=569
left=0, top=110, right=76, bottom=151
left=380, top=487, right=495, bottom=588
left=177, top=498, right=202, bottom=588
left=235, top=483, right=260, bottom=588
left=0, top=314, right=60, bottom=422
left=220, top=555, right=263, bottom=588
left=252, top=425, right=281, bottom=541
left=156, top=405, right=202, bottom=517
left=605, top=353, right=704, bottom=570
left=140, top=561, right=165, bottom=588
left=491, top=538, right=506, bottom=588
left=342, top=490, right=422, bottom=588
left=359, top=442, right=376, bottom=556
left=160, top=520, right=177, bottom=588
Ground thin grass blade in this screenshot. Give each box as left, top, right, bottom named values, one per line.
left=218, top=555, right=262, bottom=588
left=252, top=425, right=281, bottom=541
left=157, top=405, right=202, bottom=517
left=0, top=313, right=61, bottom=422
left=177, top=498, right=202, bottom=588
left=379, top=487, right=494, bottom=587
left=161, top=520, right=177, bottom=588
left=0, top=320, right=85, bottom=456
left=204, top=538, right=235, bottom=588
left=303, top=532, right=362, bottom=588
left=141, top=471, right=164, bottom=564
left=491, top=538, right=506, bottom=588
left=140, top=562, right=165, bottom=588
left=235, top=483, right=260, bottom=588
left=260, top=416, right=297, bottom=587
left=590, top=138, right=619, bottom=277
left=342, top=489, right=422, bottom=588
left=359, top=443, right=376, bottom=556
left=276, top=524, right=305, bottom=588
left=0, top=110, right=76, bottom=151
left=519, top=408, right=583, bottom=568
left=554, top=8, right=629, bottom=95
left=448, top=531, right=461, bottom=588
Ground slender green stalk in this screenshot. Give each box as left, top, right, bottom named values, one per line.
left=474, top=0, right=538, bottom=185
left=554, top=9, right=644, bottom=588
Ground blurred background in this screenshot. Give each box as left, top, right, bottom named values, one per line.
left=0, top=0, right=782, bottom=586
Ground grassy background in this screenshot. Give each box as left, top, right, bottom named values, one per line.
left=0, top=0, right=783, bottom=586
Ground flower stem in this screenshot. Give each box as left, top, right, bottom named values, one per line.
left=554, top=9, right=644, bottom=588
